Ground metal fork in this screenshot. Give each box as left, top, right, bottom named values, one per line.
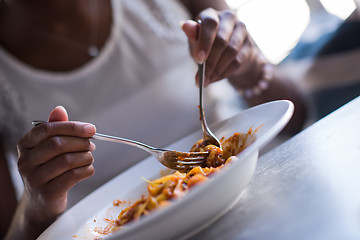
left=31, top=120, right=208, bottom=171
left=198, top=63, right=222, bottom=149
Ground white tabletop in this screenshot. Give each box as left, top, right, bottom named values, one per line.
left=189, top=96, right=360, bottom=240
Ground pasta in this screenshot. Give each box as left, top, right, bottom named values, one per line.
left=111, top=127, right=259, bottom=231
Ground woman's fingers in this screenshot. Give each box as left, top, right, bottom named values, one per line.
left=45, top=164, right=95, bottom=200
left=18, top=121, right=96, bottom=150
left=205, top=11, right=238, bottom=80
left=181, top=20, right=198, bottom=43
left=209, top=21, right=248, bottom=82
left=29, top=150, right=95, bottom=186
left=22, top=135, right=94, bottom=167
left=195, top=8, right=220, bottom=63
left=18, top=135, right=94, bottom=170
left=18, top=136, right=96, bottom=214
left=182, top=9, right=255, bottom=86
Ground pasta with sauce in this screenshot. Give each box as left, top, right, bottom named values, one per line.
left=109, top=127, right=259, bottom=232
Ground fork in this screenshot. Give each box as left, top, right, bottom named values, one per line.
left=31, top=120, right=208, bottom=172
left=198, top=63, right=222, bottom=149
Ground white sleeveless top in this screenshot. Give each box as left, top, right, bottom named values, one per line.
left=0, top=0, right=233, bottom=206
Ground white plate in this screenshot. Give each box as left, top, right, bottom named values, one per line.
left=37, top=100, right=294, bottom=240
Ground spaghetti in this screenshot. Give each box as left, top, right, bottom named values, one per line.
left=111, top=127, right=258, bottom=231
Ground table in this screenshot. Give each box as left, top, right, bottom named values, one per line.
left=189, top=96, right=360, bottom=240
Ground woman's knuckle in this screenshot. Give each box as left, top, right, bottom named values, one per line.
left=205, top=61, right=215, bottom=73
left=61, top=154, right=73, bottom=168
left=74, top=167, right=84, bottom=177
left=236, top=20, right=246, bottom=28
left=84, top=139, right=91, bottom=149
left=69, top=168, right=78, bottom=178
left=221, top=10, right=236, bottom=20
left=76, top=165, right=94, bottom=178
left=226, top=45, right=239, bottom=58
left=214, top=35, right=227, bottom=49
left=67, top=121, right=77, bottom=132
left=41, top=190, right=54, bottom=204
left=78, top=139, right=90, bottom=151
left=87, top=165, right=95, bottom=176
left=49, top=136, right=63, bottom=151
left=232, top=58, right=242, bottom=69
left=202, top=16, right=219, bottom=29
left=211, top=68, right=221, bottom=78
left=85, top=151, right=94, bottom=164
left=40, top=123, right=51, bottom=136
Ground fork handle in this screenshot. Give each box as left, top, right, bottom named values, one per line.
left=92, top=133, right=159, bottom=153
left=198, top=63, right=213, bottom=139
left=198, top=63, right=207, bottom=137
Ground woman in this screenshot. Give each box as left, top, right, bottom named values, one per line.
left=0, top=0, right=306, bottom=239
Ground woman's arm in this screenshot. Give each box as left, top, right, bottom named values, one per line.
left=0, top=145, right=17, bottom=240
left=228, top=62, right=308, bottom=135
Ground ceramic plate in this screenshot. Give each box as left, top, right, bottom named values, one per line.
left=37, top=100, right=294, bottom=240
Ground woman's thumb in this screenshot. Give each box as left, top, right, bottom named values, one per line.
left=48, top=105, right=69, bottom=122
left=180, top=20, right=199, bottom=43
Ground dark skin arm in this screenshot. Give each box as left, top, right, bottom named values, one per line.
left=0, top=145, right=17, bottom=240
left=230, top=67, right=308, bottom=136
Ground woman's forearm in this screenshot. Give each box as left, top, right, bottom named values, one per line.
left=5, top=194, right=57, bottom=240
left=0, top=146, right=17, bottom=239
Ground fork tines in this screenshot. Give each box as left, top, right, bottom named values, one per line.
left=170, top=152, right=208, bottom=172
left=169, top=151, right=208, bottom=162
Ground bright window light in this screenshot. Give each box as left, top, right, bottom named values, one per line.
left=226, top=0, right=310, bottom=63
left=225, top=0, right=356, bottom=63
left=320, top=0, right=356, bottom=20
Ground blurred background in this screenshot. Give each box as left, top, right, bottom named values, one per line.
left=225, top=0, right=356, bottom=64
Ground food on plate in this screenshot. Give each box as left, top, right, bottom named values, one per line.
left=111, top=127, right=259, bottom=231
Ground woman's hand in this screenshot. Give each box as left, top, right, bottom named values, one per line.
left=181, top=7, right=307, bottom=136
left=181, top=8, right=259, bottom=87
left=14, top=106, right=96, bottom=238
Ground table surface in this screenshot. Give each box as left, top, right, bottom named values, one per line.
left=189, top=96, right=360, bottom=240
